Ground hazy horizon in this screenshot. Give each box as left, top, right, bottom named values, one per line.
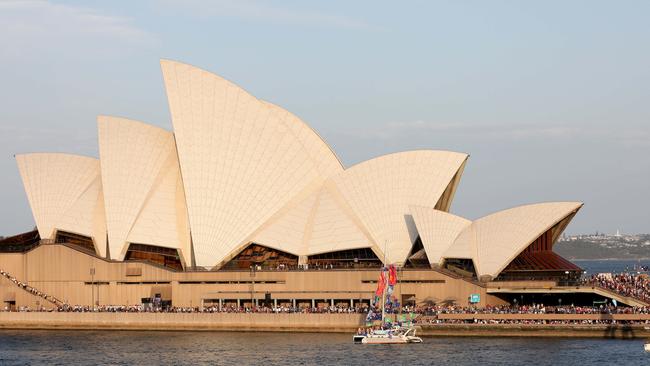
left=1, top=0, right=648, bottom=236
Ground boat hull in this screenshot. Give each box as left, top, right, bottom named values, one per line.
left=353, top=326, right=423, bottom=344
left=356, top=335, right=423, bottom=344
left=362, top=336, right=409, bottom=344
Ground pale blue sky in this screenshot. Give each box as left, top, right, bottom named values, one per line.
left=1, top=0, right=648, bottom=236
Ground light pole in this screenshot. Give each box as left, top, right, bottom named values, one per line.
left=90, top=267, right=95, bottom=310
left=250, top=264, right=256, bottom=308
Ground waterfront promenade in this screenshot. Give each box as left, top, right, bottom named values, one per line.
left=0, top=312, right=362, bottom=332
left=2, top=312, right=650, bottom=338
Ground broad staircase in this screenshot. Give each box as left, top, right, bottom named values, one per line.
left=0, top=268, right=63, bottom=307
left=589, top=285, right=650, bottom=307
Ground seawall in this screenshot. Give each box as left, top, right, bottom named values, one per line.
left=2, top=312, right=650, bottom=338
left=0, top=312, right=364, bottom=332
left=418, top=324, right=650, bottom=338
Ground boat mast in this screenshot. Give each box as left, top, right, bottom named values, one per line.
left=381, top=241, right=387, bottom=325
left=398, top=265, right=402, bottom=318
left=381, top=271, right=387, bottom=325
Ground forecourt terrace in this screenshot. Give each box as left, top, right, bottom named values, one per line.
left=0, top=60, right=636, bottom=312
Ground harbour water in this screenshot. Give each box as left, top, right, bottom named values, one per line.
left=574, top=259, right=650, bottom=274
left=2, top=259, right=648, bottom=365
left=0, top=330, right=648, bottom=366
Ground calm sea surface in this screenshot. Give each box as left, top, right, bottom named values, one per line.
left=574, top=259, right=650, bottom=274
left=0, top=330, right=648, bottom=366
left=2, top=260, right=648, bottom=366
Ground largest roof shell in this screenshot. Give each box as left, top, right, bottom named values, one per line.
left=160, top=60, right=346, bottom=267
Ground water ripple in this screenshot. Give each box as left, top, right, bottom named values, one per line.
left=0, top=330, right=647, bottom=366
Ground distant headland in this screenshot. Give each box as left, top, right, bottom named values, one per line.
left=555, top=233, right=650, bottom=260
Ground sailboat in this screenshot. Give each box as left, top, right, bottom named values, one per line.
left=353, top=264, right=422, bottom=344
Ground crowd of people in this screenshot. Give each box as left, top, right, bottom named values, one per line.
left=582, top=273, right=650, bottom=303
left=420, top=318, right=648, bottom=325
left=409, top=303, right=650, bottom=316
left=5, top=301, right=650, bottom=317
left=46, top=304, right=371, bottom=314
left=224, top=261, right=382, bottom=272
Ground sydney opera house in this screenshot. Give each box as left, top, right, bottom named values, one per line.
left=2, top=60, right=621, bottom=311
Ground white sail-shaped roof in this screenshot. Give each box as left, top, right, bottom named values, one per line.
left=331, top=151, right=469, bottom=264
left=125, top=149, right=192, bottom=265
left=15, top=153, right=106, bottom=256
left=306, top=183, right=375, bottom=255
left=249, top=185, right=321, bottom=256
left=250, top=182, right=374, bottom=257
left=161, top=60, right=344, bottom=267
left=442, top=227, right=475, bottom=261
left=409, top=206, right=471, bottom=266
left=263, top=101, right=343, bottom=179
left=98, top=116, right=190, bottom=262
left=446, top=202, right=583, bottom=280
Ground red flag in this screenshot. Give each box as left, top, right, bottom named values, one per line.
left=375, top=271, right=386, bottom=297
left=388, top=265, right=397, bottom=286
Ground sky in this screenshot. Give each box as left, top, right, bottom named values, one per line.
left=0, top=0, right=648, bottom=236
